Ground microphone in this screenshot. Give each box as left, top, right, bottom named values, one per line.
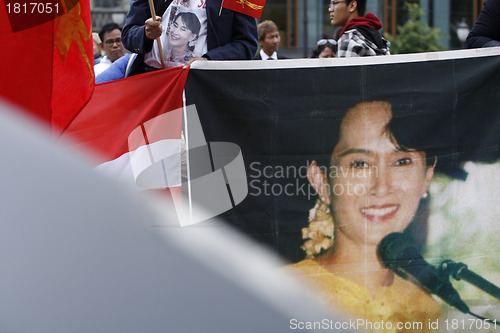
left=378, top=232, right=470, bottom=313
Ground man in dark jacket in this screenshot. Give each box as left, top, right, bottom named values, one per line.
left=466, top=0, right=500, bottom=48
left=122, top=0, right=258, bottom=74
left=329, top=0, right=390, bottom=57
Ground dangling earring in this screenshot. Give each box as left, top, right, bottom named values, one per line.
left=422, top=191, right=429, bottom=199
left=301, top=199, right=335, bottom=258
left=188, top=39, right=196, bottom=48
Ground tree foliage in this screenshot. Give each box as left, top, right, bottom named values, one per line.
left=385, top=2, right=445, bottom=54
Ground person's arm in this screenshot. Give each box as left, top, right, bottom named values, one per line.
left=95, top=54, right=132, bottom=84
left=203, top=8, right=258, bottom=60
left=466, top=0, right=500, bottom=48
left=122, top=0, right=157, bottom=54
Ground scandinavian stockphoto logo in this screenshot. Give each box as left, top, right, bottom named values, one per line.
left=127, top=104, right=248, bottom=226
left=182, top=104, right=248, bottom=225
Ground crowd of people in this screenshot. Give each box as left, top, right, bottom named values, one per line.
left=93, top=0, right=394, bottom=83
left=89, top=0, right=500, bottom=331
left=93, top=0, right=500, bottom=83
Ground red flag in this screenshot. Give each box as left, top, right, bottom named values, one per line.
left=61, top=67, right=189, bottom=200
left=222, top=0, right=266, bottom=19
left=0, top=0, right=94, bottom=137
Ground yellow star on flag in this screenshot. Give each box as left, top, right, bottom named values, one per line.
left=54, top=0, right=94, bottom=84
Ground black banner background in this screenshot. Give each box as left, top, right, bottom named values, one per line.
left=185, top=53, right=500, bottom=263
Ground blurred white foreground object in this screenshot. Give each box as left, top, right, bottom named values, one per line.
left=0, top=99, right=351, bottom=333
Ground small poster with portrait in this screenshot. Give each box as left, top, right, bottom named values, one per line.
left=145, top=0, right=207, bottom=68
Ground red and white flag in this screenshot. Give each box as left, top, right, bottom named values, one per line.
left=61, top=68, right=189, bottom=202
left=222, top=0, right=266, bottom=19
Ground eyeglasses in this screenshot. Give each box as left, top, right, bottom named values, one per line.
left=329, top=0, right=346, bottom=9
left=317, top=39, right=337, bottom=46
left=104, top=38, right=122, bottom=46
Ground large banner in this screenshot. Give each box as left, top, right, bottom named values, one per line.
left=184, top=48, right=500, bottom=330
left=56, top=47, right=500, bottom=331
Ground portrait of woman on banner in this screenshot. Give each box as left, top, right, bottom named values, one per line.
left=144, top=5, right=206, bottom=69
left=286, top=101, right=442, bottom=332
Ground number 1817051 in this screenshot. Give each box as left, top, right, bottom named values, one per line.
left=6, top=2, right=60, bottom=14
left=443, top=318, right=497, bottom=330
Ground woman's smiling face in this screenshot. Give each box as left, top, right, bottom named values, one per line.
left=329, top=101, right=434, bottom=247
left=170, top=16, right=196, bottom=48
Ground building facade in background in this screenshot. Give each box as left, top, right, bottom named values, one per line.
left=91, top=0, right=484, bottom=57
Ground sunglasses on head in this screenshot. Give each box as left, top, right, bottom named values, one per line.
left=317, top=39, right=337, bottom=46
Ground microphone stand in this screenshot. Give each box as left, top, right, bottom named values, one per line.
left=439, top=259, right=500, bottom=301
left=439, top=259, right=500, bottom=322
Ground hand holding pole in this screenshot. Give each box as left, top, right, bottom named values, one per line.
left=147, top=0, right=166, bottom=68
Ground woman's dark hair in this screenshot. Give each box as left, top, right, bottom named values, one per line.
left=172, top=12, right=201, bottom=51
left=309, top=43, right=337, bottom=58
left=387, top=114, right=440, bottom=168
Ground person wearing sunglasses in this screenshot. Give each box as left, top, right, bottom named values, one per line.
left=94, top=22, right=127, bottom=76
left=310, top=39, right=337, bottom=58
left=329, top=0, right=390, bottom=57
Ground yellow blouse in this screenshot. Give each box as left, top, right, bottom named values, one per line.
left=287, top=259, right=442, bottom=333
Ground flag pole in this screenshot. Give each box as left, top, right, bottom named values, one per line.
left=219, top=0, right=224, bottom=16
left=147, top=0, right=166, bottom=68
